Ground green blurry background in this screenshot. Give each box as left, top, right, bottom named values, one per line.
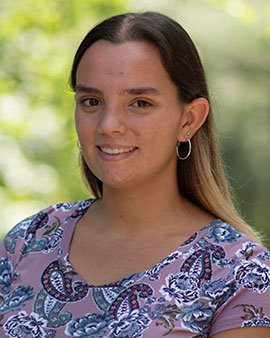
left=0, top=0, right=269, bottom=246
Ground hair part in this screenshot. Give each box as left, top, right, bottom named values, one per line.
left=70, top=12, right=263, bottom=244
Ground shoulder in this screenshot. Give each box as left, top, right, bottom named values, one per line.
left=197, top=220, right=270, bottom=333
left=202, top=219, right=269, bottom=257
left=201, top=219, right=270, bottom=288
left=1, top=199, right=95, bottom=258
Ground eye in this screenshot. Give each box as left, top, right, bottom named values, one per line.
left=132, top=100, right=152, bottom=108
left=80, top=97, right=100, bottom=107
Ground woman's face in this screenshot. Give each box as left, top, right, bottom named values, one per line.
left=75, top=40, right=186, bottom=189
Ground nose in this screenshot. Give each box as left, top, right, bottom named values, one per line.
left=97, top=105, right=126, bottom=135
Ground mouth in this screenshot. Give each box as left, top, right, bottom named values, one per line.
left=98, top=146, right=138, bottom=155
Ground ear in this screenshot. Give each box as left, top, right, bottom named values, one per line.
left=177, top=97, right=209, bottom=141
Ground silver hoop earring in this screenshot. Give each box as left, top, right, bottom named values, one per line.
left=176, top=139, right=192, bottom=160
left=77, top=139, right=82, bottom=152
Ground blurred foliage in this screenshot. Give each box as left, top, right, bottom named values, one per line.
left=0, top=0, right=127, bottom=238
left=0, top=0, right=269, bottom=245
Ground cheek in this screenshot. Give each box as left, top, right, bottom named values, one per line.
left=143, top=119, right=179, bottom=147
left=75, top=111, right=96, bottom=141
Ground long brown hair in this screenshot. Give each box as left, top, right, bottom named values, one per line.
left=70, top=12, right=263, bottom=244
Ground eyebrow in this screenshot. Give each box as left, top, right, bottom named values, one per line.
left=75, top=84, right=161, bottom=96
left=75, top=85, right=102, bottom=94
left=120, top=87, right=161, bottom=96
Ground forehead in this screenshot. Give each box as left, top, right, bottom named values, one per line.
left=76, top=40, right=174, bottom=90
left=79, top=39, right=161, bottom=68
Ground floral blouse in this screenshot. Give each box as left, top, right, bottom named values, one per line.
left=0, top=199, right=270, bottom=338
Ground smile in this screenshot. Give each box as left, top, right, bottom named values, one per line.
left=99, top=147, right=137, bottom=155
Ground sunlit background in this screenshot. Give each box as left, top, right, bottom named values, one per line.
left=0, top=0, right=269, bottom=245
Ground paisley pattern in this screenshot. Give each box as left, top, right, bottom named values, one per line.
left=41, top=260, right=89, bottom=302
left=0, top=199, right=269, bottom=337
left=34, top=289, right=72, bottom=328
left=180, top=244, right=226, bottom=284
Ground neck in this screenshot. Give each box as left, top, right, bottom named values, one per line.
left=89, top=174, right=191, bottom=237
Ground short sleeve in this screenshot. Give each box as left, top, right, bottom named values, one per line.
left=0, top=236, right=14, bottom=295
left=0, top=207, right=52, bottom=296
left=0, top=216, right=32, bottom=296
left=209, top=244, right=270, bottom=335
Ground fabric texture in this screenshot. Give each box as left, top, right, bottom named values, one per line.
left=0, top=199, right=269, bottom=338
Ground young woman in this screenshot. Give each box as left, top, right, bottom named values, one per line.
left=0, top=12, right=269, bottom=338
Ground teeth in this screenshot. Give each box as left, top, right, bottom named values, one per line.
left=100, top=147, right=135, bottom=154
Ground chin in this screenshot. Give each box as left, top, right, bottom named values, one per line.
left=103, top=179, right=132, bottom=188
left=96, top=172, right=133, bottom=187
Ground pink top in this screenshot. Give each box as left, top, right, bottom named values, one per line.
left=0, top=199, right=269, bottom=337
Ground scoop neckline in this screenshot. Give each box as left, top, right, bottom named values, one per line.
left=64, top=199, right=220, bottom=289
